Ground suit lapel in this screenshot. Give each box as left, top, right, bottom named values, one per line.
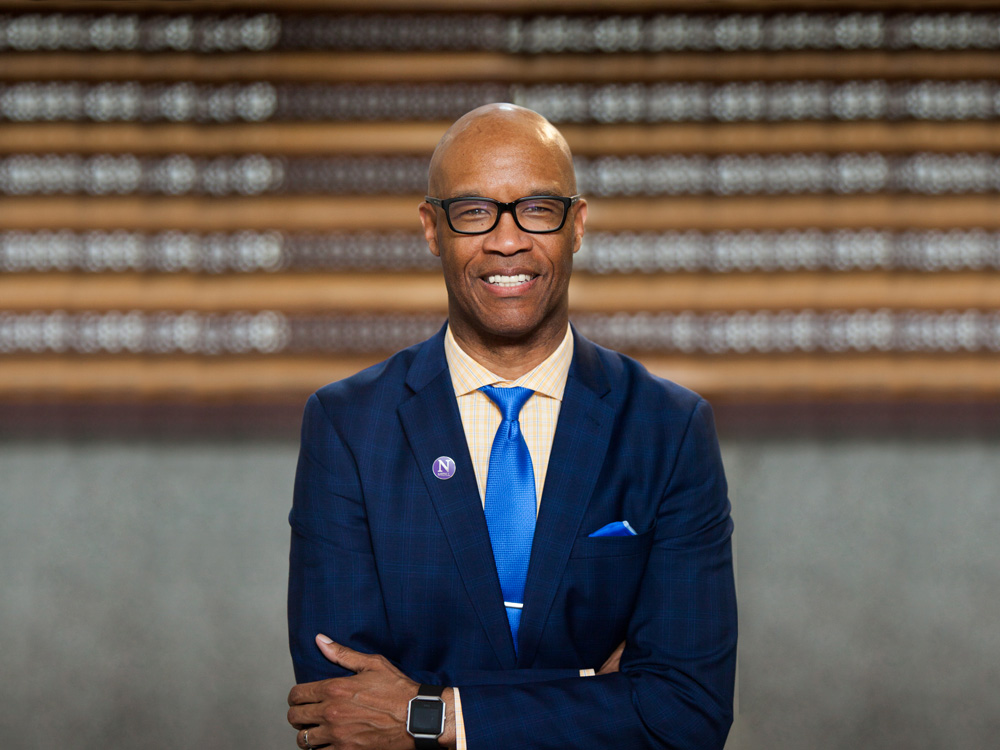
left=517, top=331, right=614, bottom=666
left=397, top=329, right=517, bottom=668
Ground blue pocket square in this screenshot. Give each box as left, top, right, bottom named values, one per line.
left=589, top=520, right=638, bottom=537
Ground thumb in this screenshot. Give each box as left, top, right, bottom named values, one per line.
left=315, top=634, right=376, bottom=673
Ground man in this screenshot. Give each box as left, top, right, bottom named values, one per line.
left=287, top=103, right=736, bottom=749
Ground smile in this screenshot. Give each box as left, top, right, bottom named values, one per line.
left=486, top=273, right=537, bottom=287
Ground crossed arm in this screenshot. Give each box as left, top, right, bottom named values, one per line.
left=287, top=636, right=626, bottom=750
left=287, top=395, right=736, bottom=750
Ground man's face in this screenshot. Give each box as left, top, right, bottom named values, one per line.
left=419, top=125, right=587, bottom=346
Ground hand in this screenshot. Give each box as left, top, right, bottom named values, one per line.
left=288, top=635, right=454, bottom=750
left=597, top=640, right=626, bottom=675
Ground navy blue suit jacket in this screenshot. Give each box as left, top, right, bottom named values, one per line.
left=288, top=324, right=737, bottom=749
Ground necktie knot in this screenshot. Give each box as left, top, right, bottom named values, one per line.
left=480, top=385, right=533, bottom=423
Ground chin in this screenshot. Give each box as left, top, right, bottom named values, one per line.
left=483, top=315, right=557, bottom=342
left=452, top=299, right=565, bottom=345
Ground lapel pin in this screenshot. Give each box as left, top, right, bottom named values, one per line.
left=432, top=456, right=456, bottom=480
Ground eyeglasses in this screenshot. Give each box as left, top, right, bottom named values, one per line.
left=424, top=194, right=581, bottom=235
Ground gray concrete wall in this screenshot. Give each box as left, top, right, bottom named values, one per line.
left=2, top=435, right=998, bottom=748
left=725, top=438, right=1000, bottom=750
left=0, top=439, right=296, bottom=748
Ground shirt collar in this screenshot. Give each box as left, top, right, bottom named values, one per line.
left=444, top=324, right=573, bottom=401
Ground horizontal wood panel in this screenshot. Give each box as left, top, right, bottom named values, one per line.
left=4, top=195, right=1000, bottom=231
left=587, top=196, right=1000, bottom=232
left=0, top=123, right=449, bottom=156
left=567, top=122, right=1000, bottom=157
left=3, top=51, right=998, bottom=83
left=648, top=353, right=1000, bottom=399
left=0, top=195, right=424, bottom=231
left=3, top=271, right=998, bottom=313
left=1, top=353, right=997, bottom=401
left=0, top=272, right=448, bottom=312
left=5, top=122, right=1000, bottom=156
left=571, top=272, right=1000, bottom=313
left=0, top=354, right=364, bottom=399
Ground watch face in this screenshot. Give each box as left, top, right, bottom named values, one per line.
left=408, top=698, right=444, bottom=736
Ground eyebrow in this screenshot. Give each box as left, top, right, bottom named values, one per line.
left=445, top=188, right=566, bottom=199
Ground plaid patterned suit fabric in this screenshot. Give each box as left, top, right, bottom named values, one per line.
left=288, top=325, right=737, bottom=750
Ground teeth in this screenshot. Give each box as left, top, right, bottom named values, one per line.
left=487, top=274, right=533, bottom=287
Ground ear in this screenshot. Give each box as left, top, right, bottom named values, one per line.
left=571, top=198, right=588, bottom=254
left=418, top=201, right=442, bottom=257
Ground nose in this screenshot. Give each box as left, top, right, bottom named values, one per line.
left=482, top=209, right=531, bottom=255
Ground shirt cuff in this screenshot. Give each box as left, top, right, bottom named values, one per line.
left=453, top=686, right=467, bottom=750
left=580, top=668, right=596, bottom=676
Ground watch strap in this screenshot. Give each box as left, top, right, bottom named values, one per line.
left=418, top=683, right=445, bottom=698
left=409, top=684, right=445, bottom=749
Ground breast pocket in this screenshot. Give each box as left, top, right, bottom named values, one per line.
left=570, top=524, right=655, bottom=559
left=558, top=525, right=656, bottom=653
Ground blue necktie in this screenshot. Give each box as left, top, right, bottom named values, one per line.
left=480, top=385, right=536, bottom=654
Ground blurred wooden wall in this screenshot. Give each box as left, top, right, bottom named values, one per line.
left=1, top=0, right=999, bottom=426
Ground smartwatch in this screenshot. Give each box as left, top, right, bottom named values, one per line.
left=406, top=683, right=446, bottom=749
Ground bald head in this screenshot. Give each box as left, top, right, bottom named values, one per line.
left=427, top=103, right=576, bottom=197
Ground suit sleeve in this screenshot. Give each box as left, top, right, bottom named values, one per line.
left=456, top=398, right=737, bottom=750
left=288, top=394, right=586, bottom=687
left=288, top=393, right=391, bottom=683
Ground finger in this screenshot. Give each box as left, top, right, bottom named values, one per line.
left=598, top=640, right=626, bottom=674
left=288, top=678, right=336, bottom=707
left=288, top=681, right=321, bottom=707
left=315, top=634, right=381, bottom=673
left=298, top=726, right=326, bottom=749
left=288, top=703, right=327, bottom=730
left=305, top=725, right=334, bottom=750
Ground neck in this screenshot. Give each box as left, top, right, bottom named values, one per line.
left=449, top=319, right=568, bottom=381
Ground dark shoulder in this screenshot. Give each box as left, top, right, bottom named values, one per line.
left=585, top=337, right=706, bottom=417
left=309, top=338, right=427, bottom=423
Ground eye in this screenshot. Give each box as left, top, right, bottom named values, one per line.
left=450, top=200, right=494, bottom=219
left=518, top=199, right=559, bottom=215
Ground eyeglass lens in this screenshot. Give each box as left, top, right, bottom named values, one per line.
left=448, top=198, right=566, bottom=233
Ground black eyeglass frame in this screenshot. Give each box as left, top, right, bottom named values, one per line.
left=424, top=194, right=582, bottom=235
